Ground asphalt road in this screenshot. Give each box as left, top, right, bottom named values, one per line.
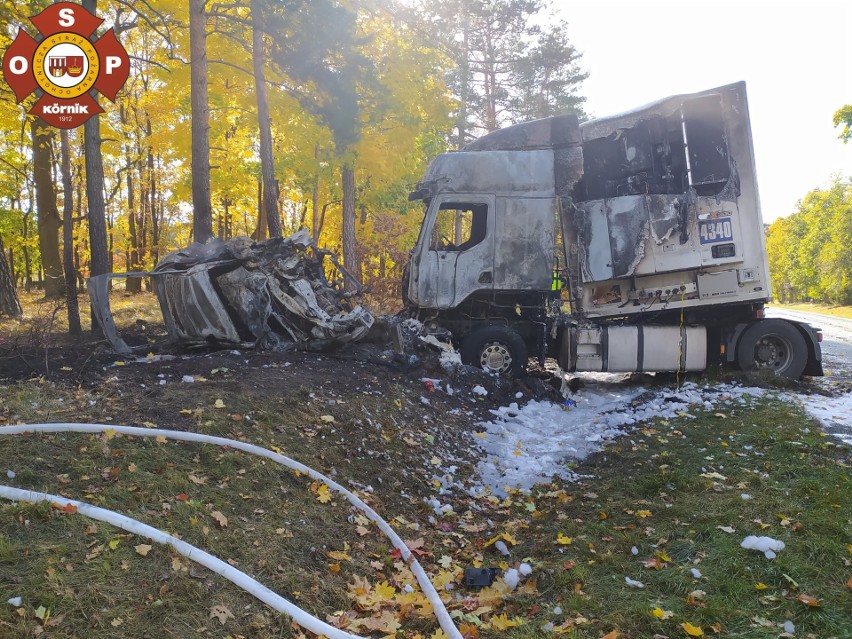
left=766, top=307, right=852, bottom=384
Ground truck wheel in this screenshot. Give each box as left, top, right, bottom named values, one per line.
left=736, top=319, right=807, bottom=379
left=460, top=325, right=527, bottom=376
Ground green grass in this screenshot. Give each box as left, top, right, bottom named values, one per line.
left=1, top=379, right=850, bottom=638
left=769, top=302, right=852, bottom=320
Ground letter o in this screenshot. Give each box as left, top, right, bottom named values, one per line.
left=8, top=56, right=28, bottom=74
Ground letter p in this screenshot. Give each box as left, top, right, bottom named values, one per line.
left=105, top=56, right=122, bottom=74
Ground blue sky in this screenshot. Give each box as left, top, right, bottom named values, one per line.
left=558, top=0, right=852, bottom=222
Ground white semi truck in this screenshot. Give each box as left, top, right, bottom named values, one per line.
left=404, top=82, right=822, bottom=378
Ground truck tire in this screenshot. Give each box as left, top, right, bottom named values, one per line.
left=736, top=319, right=807, bottom=379
left=460, top=325, right=528, bottom=377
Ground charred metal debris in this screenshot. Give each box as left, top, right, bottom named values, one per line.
left=89, top=230, right=374, bottom=355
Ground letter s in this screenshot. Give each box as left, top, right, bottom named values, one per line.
left=58, top=7, right=75, bottom=27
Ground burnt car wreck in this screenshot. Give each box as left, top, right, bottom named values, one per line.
left=89, top=230, right=374, bottom=355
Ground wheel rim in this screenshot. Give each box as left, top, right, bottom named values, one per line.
left=752, top=333, right=794, bottom=372
left=479, top=341, right=512, bottom=374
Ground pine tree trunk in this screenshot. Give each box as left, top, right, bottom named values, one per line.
left=82, top=0, right=109, bottom=286
left=252, top=0, right=281, bottom=238
left=190, top=0, right=213, bottom=244
left=31, top=119, right=65, bottom=298
left=341, top=164, right=360, bottom=286
left=0, top=236, right=22, bottom=317
left=312, top=143, right=320, bottom=242
left=252, top=179, right=267, bottom=240
left=60, top=130, right=81, bottom=335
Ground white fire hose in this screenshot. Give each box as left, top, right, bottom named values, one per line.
left=0, top=423, right=463, bottom=639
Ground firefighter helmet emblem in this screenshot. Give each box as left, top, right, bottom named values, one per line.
left=2, top=2, right=129, bottom=129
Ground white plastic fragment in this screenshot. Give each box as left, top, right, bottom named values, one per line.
left=472, top=385, right=488, bottom=396
left=690, top=568, right=702, bottom=579
left=552, top=606, right=562, bottom=615
left=783, top=620, right=795, bottom=634
left=741, top=493, right=752, bottom=500
left=494, top=540, right=510, bottom=556
left=631, top=546, right=639, bottom=555
left=740, top=535, right=785, bottom=559
left=503, top=568, right=520, bottom=590
left=5, top=470, right=14, bottom=480
left=7, top=597, right=22, bottom=607
left=181, top=375, right=195, bottom=383
left=518, top=562, right=532, bottom=576
left=624, top=576, right=645, bottom=588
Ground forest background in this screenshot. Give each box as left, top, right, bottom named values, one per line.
left=0, top=0, right=849, bottom=328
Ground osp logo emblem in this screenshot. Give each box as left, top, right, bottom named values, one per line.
left=2, top=2, right=129, bottom=129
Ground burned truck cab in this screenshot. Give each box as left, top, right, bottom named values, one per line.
left=407, top=82, right=822, bottom=378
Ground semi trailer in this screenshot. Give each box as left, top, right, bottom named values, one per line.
left=404, top=82, right=822, bottom=378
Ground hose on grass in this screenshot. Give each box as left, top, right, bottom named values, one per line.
left=0, top=423, right=463, bottom=639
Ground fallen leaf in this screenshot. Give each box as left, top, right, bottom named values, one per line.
left=214, top=399, right=226, bottom=409
left=795, top=594, right=820, bottom=607
left=490, top=614, right=519, bottom=630
left=681, top=622, right=704, bottom=636
left=134, top=544, right=152, bottom=557
left=209, top=604, right=234, bottom=625
left=601, top=631, right=619, bottom=639
left=188, top=474, right=207, bottom=485
left=61, top=503, right=78, bottom=515
left=327, top=550, right=352, bottom=561
left=110, top=618, right=123, bottom=627
left=636, top=510, right=652, bottom=518
left=716, top=525, right=735, bottom=534
left=651, top=607, right=673, bottom=620
left=211, top=511, right=228, bottom=528
left=314, top=484, right=331, bottom=504
left=175, top=493, right=189, bottom=502
left=556, top=533, right=572, bottom=545
left=754, top=583, right=768, bottom=590
left=108, top=538, right=121, bottom=550
left=34, top=606, right=48, bottom=621
left=320, top=415, right=335, bottom=423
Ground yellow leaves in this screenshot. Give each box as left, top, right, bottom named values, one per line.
left=754, top=582, right=768, bottom=590
left=373, top=581, right=396, bottom=601
left=651, top=607, right=673, bottom=619
left=310, top=480, right=332, bottom=503
left=211, top=510, right=228, bottom=528
left=327, top=545, right=352, bottom=562
left=556, top=533, right=573, bottom=546
left=681, top=622, right=704, bottom=636
left=484, top=532, right=517, bottom=547
left=430, top=570, right=456, bottom=589
left=134, top=544, right=152, bottom=557
left=636, top=510, right=653, bottom=518
left=600, top=631, right=619, bottom=639
left=155, top=435, right=168, bottom=444
left=489, top=613, right=520, bottom=630
left=213, top=399, right=226, bottom=409
left=320, top=414, right=335, bottom=423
